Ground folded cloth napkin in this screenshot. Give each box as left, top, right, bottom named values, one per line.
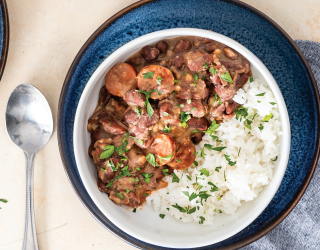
left=243, top=40, right=320, bottom=250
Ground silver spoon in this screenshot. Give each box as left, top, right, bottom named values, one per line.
left=5, top=84, right=53, bottom=250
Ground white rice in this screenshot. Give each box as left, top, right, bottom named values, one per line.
left=146, top=78, right=282, bottom=225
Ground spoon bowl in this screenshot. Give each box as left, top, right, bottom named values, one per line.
left=5, top=84, right=53, bottom=250
left=6, top=84, right=53, bottom=154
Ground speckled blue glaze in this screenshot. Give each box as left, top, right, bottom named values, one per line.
left=59, top=0, right=319, bottom=248
left=0, top=2, right=4, bottom=62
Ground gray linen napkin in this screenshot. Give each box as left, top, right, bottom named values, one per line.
left=243, top=40, right=320, bottom=250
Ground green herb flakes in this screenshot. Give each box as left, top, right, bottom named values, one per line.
left=116, top=193, right=124, bottom=200
left=258, top=124, right=264, bottom=131
left=171, top=173, right=180, bottom=183
left=250, top=76, right=254, bottom=82
left=256, top=92, right=266, bottom=96
left=224, top=154, right=236, bottom=166
left=221, top=72, right=233, bottom=83
left=146, top=153, right=158, bottom=167
left=142, top=71, right=155, bottom=79
left=199, top=168, right=210, bottom=177
left=204, top=144, right=226, bottom=152
left=159, top=214, right=165, bottom=219
left=209, top=67, right=217, bottom=75
left=215, top=166, right=222, bottom=172
left=99, top=145, right=114, bottom=159
left=270, top=102, right=276, bottom=105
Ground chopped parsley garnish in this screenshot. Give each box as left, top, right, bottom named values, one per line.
left=174, top=80, right=179, bottom=83
left=126, top=189, right=130, bottom=194
left=272, top=156, right=278, bottom=161
left=187, top=207, right=197, bottom=214
left=189, top=192, right=197, bottom=201
left=129, top=135, right=143, bottom=145
left=135, top=106, right=141, bottom=116
left=201, top=148, right=205, bottom=158
left=199, top=191, right=212, bottom=201
left=204, top=144, right=226, bottom=152
left=191, top=107, right=196, bottom=111
left=166, top=208, right=170, bottom=211
left=179, top=111, right=191, bottom=128
left=120, top=165, right=131, bottom=177
left=209, top=67, right=217, bottom=75
left=199, top=216, right=205, bottom=224
left=163, top=124, right=171, bottom=133
left=186, top=175, right=192, bottom=181
left=142, top=71, right=155, bottom=79
left=218, top=195, right=223, bottom=201
left=106, top=179, right=115, bottom=188
left=163, top=111, right=169, bottom=117
left=107, top=159, right=117, bottom=171
left=176, top=159, right=182, bottom=163
left=238, top=147, right=241, bottom=156
left=199, top=168, right=210, bottom=177
left=141, top=172, right=153, bottom=183
left=0, top=199, right=8, bottom=203
left=182, top=191, right=189, bottom=197
left=100, top=145, right=114, bottom=159
left=156, top=76, right=163, bottom=85
left=208, top=182, right=219, bottom=192
left=262, top=113, right=274, bottom=122
left=194, top=73, right=199, bottom=81
left=224, top=154, right=236, bottom=166
left=183, top=72, right=188, bottom=76
left=215, top=166, right=222, bottom=172
left=129, top=178, right=135, bottom=183
left=257, top=100, right=261, bottom=103
left=191, top=130, right=199, bottom=133
left=162, top=169, right=169, bottom=176
left=115, top=132, right=129, bottom=155
left=203, top=62, right=209, bottom=69
left=142, top=193, right=148, bottom=197
left=221, top=72, right=233, bottom=83
left=256, top=92, right=266, bottom=96
left=159, top=214, right=165, bottom=219
left=132, top=208, right=136, bottom=213
left=204, top=119, right=220, bottom=134
left=224, top=171, right=226, bottom=181
left=194, top=152, right=198, bottom=156
left=193, top=161, right=199, bottom=166
left=146, top=153, right=158, bottom=167
left=187, top=98, right=191, bottom=104
left=270, top=102, right=276, bottom=105
left=116, top=193, right=124, bottom=200
left=258, top=124, right=264, bottom=131
left=201, top=76, right=206, bottom=80
left=172, top=204, right=187, bottom=213
left=138, top=89, right=157, bottom=118
left=159, top=153, right=172, bottom=163
left=249, top=76, right=254, bottom=82
left=171, top=173, right=180, bottom=183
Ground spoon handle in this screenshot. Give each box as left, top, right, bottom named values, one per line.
left=22, top=152, right=39, bottom=250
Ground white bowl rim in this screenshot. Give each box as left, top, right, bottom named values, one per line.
left=73, top=28, right=291, bottom=248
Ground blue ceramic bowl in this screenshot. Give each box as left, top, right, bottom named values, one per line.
left=0, top=0, right=9, bottom=80
left=58, top=0, right=320, bottom=249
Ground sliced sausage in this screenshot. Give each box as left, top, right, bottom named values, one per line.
left=178, top=99, right=206, bottom=117
left=99, top=117, right=128, bottom=135
left=214, top=83, right=236, bottom=101
left=134, top=109, right=160, bottom=140
left=124, top=89, right=146, bottom=107
left=183, top=50, right=213, bottom=72
left=147, top=133, right=176, bottom=166
left=137, top=65, right=175, bottom=99
left=167, top=138, right=196, bottom=170
left=223, top=47, right=238, bottom=60
left=124, top=107, right=140, bottom=125
left=156, top=40, right=168, bottom=53
left=105, top=63, right=137, bottom=97
left=187, top=117, right=208, bottom=131
left=141, top=45, right=160, bottom=61
left=174, top=39, right=192, bottom=54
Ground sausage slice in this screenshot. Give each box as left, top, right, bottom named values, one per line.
left=137, top=65, right=175, bottom=99
left=183, top=50, right=213, bottom=72
left=105, top=63, right=137, bottom=97
left=167, top=138, right=196, bottom=170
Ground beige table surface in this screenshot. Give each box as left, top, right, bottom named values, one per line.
left=0, top=0, right=319, bottom=249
